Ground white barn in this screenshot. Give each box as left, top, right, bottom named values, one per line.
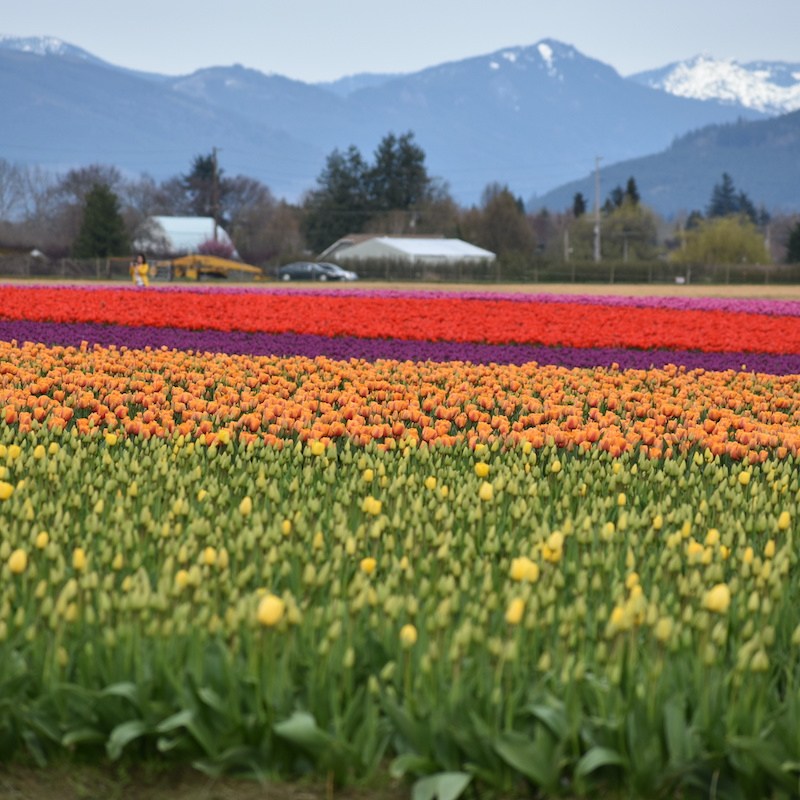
left=135, top=216, right=238, bottom=257
left=320, top=235, right=496, bottom=266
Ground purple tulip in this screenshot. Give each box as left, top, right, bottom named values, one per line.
left=2, top=320, right=799, bottom=375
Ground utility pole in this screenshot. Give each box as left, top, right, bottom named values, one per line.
left=211, top=146, right=220, bottom=241
left=593, top=156, right=602, bottom=263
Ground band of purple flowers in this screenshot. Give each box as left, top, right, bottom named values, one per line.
left=3, top=320, right=798, bottom=375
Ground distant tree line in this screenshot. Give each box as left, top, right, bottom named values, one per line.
left=1, top=134, right=798, bottom=270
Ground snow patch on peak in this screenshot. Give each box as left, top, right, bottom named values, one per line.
left=642, top=55, right=800, bottom=115
left=536, top=42, right=560, bottom=78
left=0, top=34, right=103, bottom=65
left=0, top=35, right=69, bottom=56
left=501, top=51, right=517, bottom=64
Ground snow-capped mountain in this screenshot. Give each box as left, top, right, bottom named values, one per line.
left=631, top=56, right=800, bottom=115
left=1, top=34, right=795, bottom=212
left=0, top=35, right=103, bottom=64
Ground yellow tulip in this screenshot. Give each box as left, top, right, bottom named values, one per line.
left=738, top=471, right=751, bottom=486
left=705, top=528, right=720, bottom=546
left=505, top=598, right=525, bottom=625
left=399, top=623, right=418, bottom=647
left=257, top=594, right=285, bottom=627
left=239, top=496, right=253, bottom=516
left=8, top=548, right=27, bottom=575
left=478, top=481, right=494, bottom=502
left=360, top=557, right=377, bottom=575
left=654, top=617, right=673, bottom=643
left=704, top=583, right=731, bottom=614
left=510, top=556, right=539, bottom=583
left=72, top=548, right=87, bottom=572
left=546, top=531, right=564, bottom=552
left=474, top=462, right=490, bottom=478
left=362, top=497, right=382, bottom=516
left=0, top=481, right=13, bottom=501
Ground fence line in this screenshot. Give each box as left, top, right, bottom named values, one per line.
left=2, top=255, right=800, bottom=285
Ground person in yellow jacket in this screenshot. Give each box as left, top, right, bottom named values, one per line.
left=130, top=253, right=151, bottom=287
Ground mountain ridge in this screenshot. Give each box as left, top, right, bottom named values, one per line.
left=0, top=35, right=795, bottom=214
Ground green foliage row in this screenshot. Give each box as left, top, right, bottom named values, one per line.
left=2, top=430, right=800, bottom=798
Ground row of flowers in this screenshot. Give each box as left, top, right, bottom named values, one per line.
left=0, top=422, right=797, bottom=794
left=2, top=338, right=798, bottom=461
left=3, top=320, right=800, bottom=374
left=2, top=286, right=800, bottom=354
left=13, top=282, right=800, bottom=318
left=2, top=285, right=800, bottom=794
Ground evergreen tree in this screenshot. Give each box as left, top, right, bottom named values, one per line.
left=706, top=172, right=761, bottom=224
left=302, top=132, right=435, bottom=253
left=182, top=152, right=229, bottom=222
left=685, top=210, right=704, bottom=230
left=572, top=192, right=587, bottom=218
left=72, top=183, right=129, bottom=258
left=625, top=177, right=640, bottom=206
left=302, top=146, right=371, bottom=253
left=608, top=185, right=625, bottom=209
left=707, top=173, right=738, bottom=217
left=367, top=132, right=430, bottom=211
left=787, top=221, right=800, bottom=264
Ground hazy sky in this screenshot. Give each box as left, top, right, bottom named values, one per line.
left=4, top=1, right=799, bottom=82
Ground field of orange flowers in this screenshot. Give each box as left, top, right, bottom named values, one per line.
left=2, top=284, right=800, bottom=799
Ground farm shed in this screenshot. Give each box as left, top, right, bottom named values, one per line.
left=320, top=235, right=496, bottom=266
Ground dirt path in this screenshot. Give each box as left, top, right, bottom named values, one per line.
left=4, top=277, right=800, bottom=300
left=0, top=762, right=408, bottom=800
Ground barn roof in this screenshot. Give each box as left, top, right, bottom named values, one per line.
left=147, top=216, right=237, bottom=256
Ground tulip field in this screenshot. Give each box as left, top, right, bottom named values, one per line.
left=3, top=283, right=800, bottom=799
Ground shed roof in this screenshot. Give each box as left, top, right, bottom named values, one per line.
left=372, top=237, right=495, bottom=258
left=323, top=234, right=495, bottom=261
